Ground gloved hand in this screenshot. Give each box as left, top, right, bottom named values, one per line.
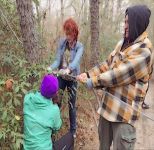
left=47, top=66, right=52, bottom=73
left=59, top=68, right=71, bottom=75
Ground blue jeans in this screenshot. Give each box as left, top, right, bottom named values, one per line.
left=58, top=77, right=77, bottom=133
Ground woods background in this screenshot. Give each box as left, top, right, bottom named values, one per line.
left=0, top=0, right=154, bottom=149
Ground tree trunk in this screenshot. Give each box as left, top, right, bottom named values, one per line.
left=90, top=0, right=100, bottom=67
left=16, top=0, right=40, bottom=64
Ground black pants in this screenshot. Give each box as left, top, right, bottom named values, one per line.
left=58, top=77, right=77, bottom=133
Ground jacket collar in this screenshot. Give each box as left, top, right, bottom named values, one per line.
left=112, top=32, right=148, bottom=57
left=134, top=32, right=148, bottom=44
left=63, top=38, right=77, bottom=50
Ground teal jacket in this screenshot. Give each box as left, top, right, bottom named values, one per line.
left=23, top=92, right=62, bottom=150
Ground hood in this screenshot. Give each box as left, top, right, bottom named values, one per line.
left=125, top=5, right=151, bottom=43
left=24, top=92, right=52, bottom=109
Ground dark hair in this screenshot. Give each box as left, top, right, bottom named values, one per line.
left=125, top=5, right=151, bottom=42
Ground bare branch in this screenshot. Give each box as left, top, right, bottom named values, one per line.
left=0, top=8, right=23, bottom=45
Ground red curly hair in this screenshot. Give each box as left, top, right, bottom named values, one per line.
left=63, top=18, right=79, bottom=41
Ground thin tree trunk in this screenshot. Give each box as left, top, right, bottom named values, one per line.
left=90, top=0, right=100, bottom=67
left=116, top=0, right=121, bottom=33
left=16, top=0, right=40, bottom=64
left=103, top=0, right=110, bottom=19
left=48, top=0, right=51, bottom=15
left=110, top=0, right=114, bottom=30
left=61, top=0, right=64, bottom=25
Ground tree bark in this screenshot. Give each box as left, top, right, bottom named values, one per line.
left=103, top=0, right=110, bottom=19
left=90, top=0, right=100, bottom=67
left=16, top=0, right=40, bottom=64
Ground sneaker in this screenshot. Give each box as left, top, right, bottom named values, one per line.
left=73, top=133, right=76, bottom=138
left=70, top=130, right=76, bottom=138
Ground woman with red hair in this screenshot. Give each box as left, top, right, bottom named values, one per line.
left=48, top=18, right=84, bottom=137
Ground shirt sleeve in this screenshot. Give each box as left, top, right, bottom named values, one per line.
left=90, top=47, right=151, bottom=87
left=88, top=60, right=110, bottom=78
left=52, top=105, right=62, bottom=131
left=50, top=39, right=64, bottom=70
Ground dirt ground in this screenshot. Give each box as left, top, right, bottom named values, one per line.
left=75, top=74, right=154, bottom=150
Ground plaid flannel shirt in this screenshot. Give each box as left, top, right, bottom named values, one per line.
left=88, top=32, right=153, bottom=125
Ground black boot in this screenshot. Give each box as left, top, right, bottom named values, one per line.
left=142, top=102, right=150, bottom=109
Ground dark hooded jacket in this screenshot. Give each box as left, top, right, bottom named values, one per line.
left=123, top=5, right=151, bottom=47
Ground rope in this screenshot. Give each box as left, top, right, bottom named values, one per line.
left=51, top=70, right=154, bottom=122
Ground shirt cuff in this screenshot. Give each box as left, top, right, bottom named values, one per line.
left=86, top=78, right=93, bottom=89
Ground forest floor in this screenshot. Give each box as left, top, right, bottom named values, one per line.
left=74, top=74, right=154, bottom=150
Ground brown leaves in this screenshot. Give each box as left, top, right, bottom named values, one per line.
left=5, top=79, right=14, bottom=91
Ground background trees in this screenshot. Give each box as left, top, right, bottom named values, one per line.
left=0, top=0, right=154, bottom=149
left=89, top=0, right=100, bottom=67
left=16, top=0, right=41, bottom=64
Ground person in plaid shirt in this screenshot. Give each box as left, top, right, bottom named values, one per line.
left=77, top=5, right=154, bottom=150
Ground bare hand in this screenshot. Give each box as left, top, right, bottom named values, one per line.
left=52, top=94, right=59, bottom=104
left=47, top=66, right=52, bottom=73
left=59, top=68, right=70, bottom=75
left=76, top=73, right=88, bottom=83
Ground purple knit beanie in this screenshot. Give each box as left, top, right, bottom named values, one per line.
left=40, top=74, right=59, bottom=99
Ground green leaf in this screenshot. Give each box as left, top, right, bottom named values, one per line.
left=33, top=0, right=40, bottom=6
left=16, top=138, right=23, bottom=149
left=7, top=99, right=12, bottom=106
left=2, top=110, right=7, bottom=120
left=21, top=88, right=27, bottom=94
left=19, top=61, right=23, bottom=68
left=15, top=86, right=20, bottom=93
left=16, top=94, right=22, bottom=98
left=0, top=132, right=3, bottom=139
left=14, top=98, right=21, bottom=106
left=24, top=83, right=31, bottom=87
left=0, top=80, right=5, bottom=85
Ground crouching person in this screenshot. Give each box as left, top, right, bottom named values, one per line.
left=23, top=74, right=62, bottom=150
